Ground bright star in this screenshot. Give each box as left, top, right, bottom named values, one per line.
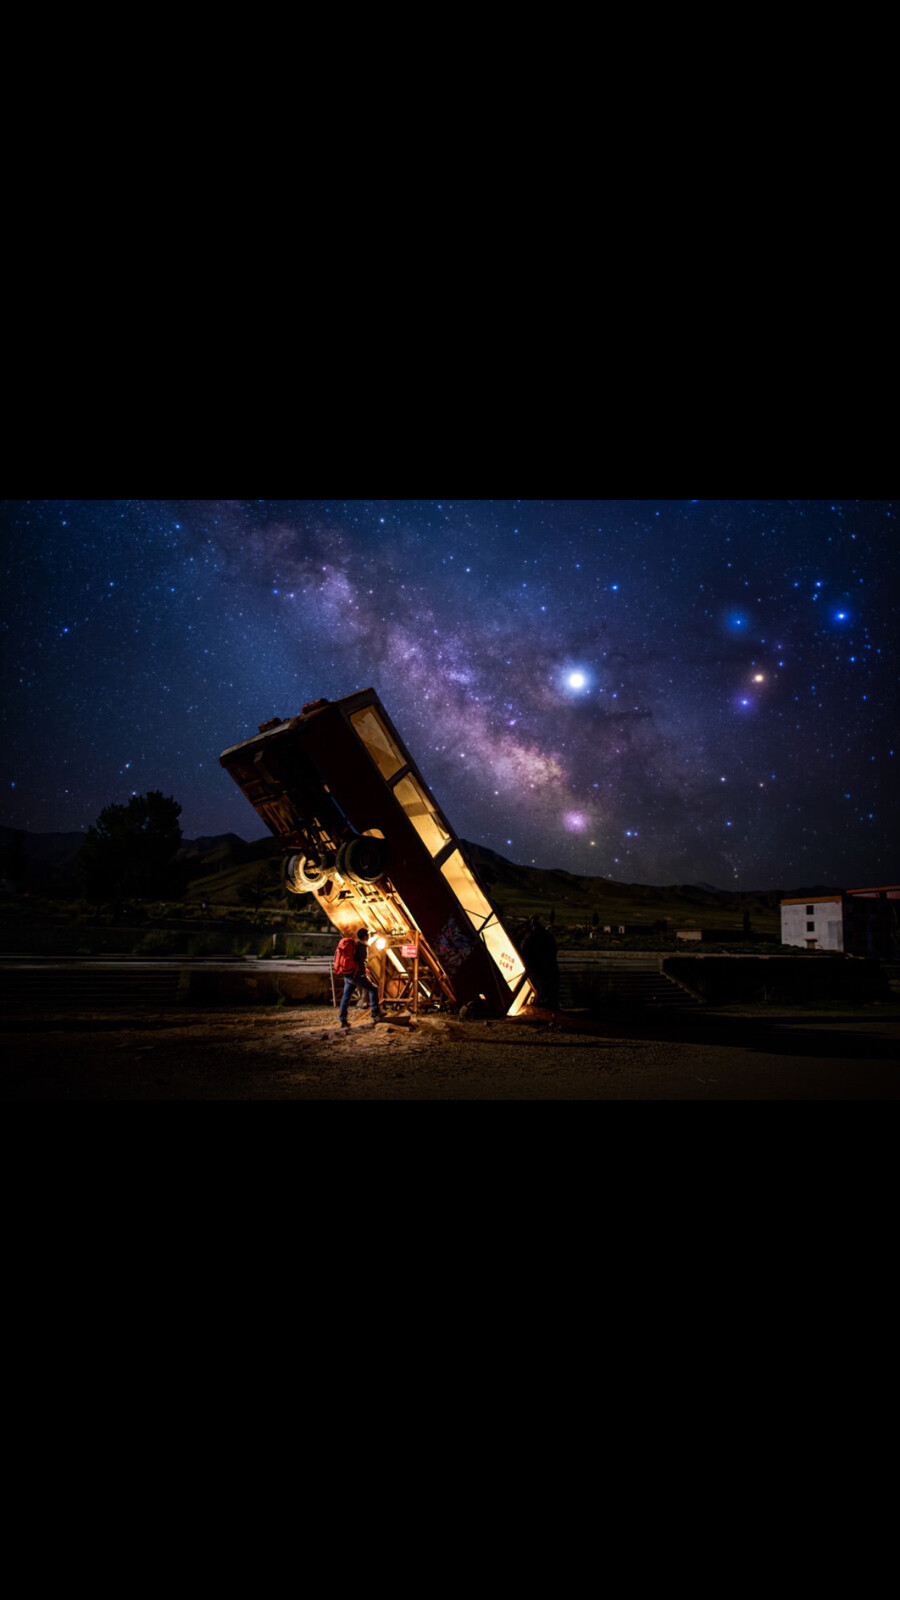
left=560, top=665, right=592, bottom=695
left=563, top=811, right=587, bottom=832
left=722, top=610, right=750, bottom=634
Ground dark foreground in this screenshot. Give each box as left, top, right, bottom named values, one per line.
left=3, top=1002, right=899, bottom=1099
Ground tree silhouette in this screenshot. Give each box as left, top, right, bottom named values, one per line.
left=239, top=865, right=273, bottom=910
left=1, top=830, right=29, bottom=893
left=78, top=791, right=184, bottom=903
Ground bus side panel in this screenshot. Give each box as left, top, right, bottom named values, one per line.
left=298, top=708, right=511, bottom=1011
left=221, top=708, right=511, bottom=1012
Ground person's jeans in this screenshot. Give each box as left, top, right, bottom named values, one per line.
left=339, top=975, right=379, bottom=1022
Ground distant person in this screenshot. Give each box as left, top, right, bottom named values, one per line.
left=334, top=928, right=384, bottom=1028
left=522, top=915, right=560, bottom=1009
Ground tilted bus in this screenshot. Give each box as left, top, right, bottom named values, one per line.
left=219, top=688, right=533, bottom=1016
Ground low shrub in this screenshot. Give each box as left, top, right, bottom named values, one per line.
left=134, top=929, right=179, bottom=956
left=187, top=931, right=232, bottom=956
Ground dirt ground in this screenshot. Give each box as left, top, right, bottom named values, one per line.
left=3, top=1001, right=900, bottom=1099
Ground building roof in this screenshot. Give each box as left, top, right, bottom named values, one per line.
left=781, top=895, right=842, bottom=906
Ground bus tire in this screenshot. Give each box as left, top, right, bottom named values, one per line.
left=283, top=853, right=330, bottom=894
left=337, top=835, right=389, bottom=883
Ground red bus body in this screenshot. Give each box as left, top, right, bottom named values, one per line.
left=219, top=689, right=532, bottom=1015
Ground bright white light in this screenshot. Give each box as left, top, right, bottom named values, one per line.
left=561, top=665, right=592, bottom=695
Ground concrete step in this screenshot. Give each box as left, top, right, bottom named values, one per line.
left=558, top=954, right=662, bottom=965
left=558, top=968, right=699, bottom=1009
left=0, top=969, right=183, bottom=1009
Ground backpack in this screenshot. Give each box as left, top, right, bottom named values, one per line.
left=333, top=936, right=358, bottom=977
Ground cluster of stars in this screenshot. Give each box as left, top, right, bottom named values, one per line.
left=1, top=499, right=896, bottom=890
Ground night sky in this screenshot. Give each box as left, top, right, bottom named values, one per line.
left=2, top=499, right=897, bottom=891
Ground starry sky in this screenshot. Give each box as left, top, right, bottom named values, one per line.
left=2, top=499, right=897, bottom=890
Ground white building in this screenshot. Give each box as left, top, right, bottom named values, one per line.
left=780, top=896, right=844, bottom=951
left=781, top=888, right=899, bottom=955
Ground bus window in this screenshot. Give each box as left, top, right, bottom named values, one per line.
left=480, top=921, right=526, bottom=986
left=392, top=773, right=452, bottom=857
left=440, top=848, right=525, bottom=987
left=350, top=706, right=405, bottom=782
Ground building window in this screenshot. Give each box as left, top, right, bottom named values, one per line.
left=806, top=920, right=815, bottom=931
left=806, top=905, right=814, bottom=915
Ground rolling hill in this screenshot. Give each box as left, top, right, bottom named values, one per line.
left=0, top=824, right=841, bottom=937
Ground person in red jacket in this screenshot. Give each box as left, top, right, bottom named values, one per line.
left=337, top=928, right=384, bottom=1027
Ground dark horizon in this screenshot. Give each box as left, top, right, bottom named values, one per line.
left=0, top=817, right=868, bottom=899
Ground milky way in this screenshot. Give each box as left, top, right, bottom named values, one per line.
left=2, top=499, right=897, bottom=889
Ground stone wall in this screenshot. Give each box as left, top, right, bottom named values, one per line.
left=662, top=953, right=885, bottom=1004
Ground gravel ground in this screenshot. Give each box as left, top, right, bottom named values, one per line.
left=3, top=1003, right=900, bottom=1099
